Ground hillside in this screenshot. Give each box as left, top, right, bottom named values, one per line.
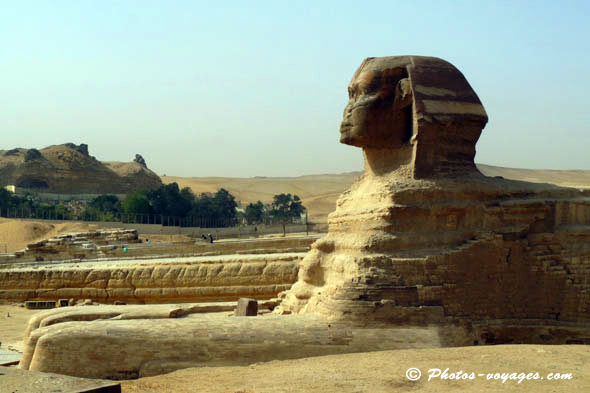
left=0, top=143, right=162, bottom=194
left=163, top=165, right=590, bottom=223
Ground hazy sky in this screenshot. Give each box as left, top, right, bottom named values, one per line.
left=2, top=1, right=589, bottom=177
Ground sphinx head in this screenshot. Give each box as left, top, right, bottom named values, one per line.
left=340, top=56, right=488, bottom=178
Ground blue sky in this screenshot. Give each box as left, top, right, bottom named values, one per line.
left=2, top=1, right=589, bottom=177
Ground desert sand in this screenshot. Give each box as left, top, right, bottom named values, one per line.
left=120, top=345, right=589, bottom=393
left=163, top=165, right=590, bottom=223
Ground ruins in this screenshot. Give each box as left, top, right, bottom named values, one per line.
left=16, top=56, right=590, bottom=379
left=0, top=236, right=311, bottom=304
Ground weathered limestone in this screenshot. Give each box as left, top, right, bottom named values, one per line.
left=20, top=304, right=444, bottom=379
left=24, top=229, right=140, bottom=255
left=235, top=298, right=258, bottom=316
left=0, top=253, right=301, bottom=303
left=17, top=56, right=590, bottom=379
left=338, top=56, right=487, bottom=178
left=278, top=56, right=590, bottom=344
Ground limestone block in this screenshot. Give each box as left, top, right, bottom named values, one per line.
left=235, top=298, right=258, bottom=316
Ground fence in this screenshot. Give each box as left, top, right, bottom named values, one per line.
left=10, top=188, right=128, bottom=203
left=0, top=206, right=307, bottom=229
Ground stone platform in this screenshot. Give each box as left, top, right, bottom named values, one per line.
left=0, top=367, right=120, bottom=393
left=0, top=349, right=21, bottom=366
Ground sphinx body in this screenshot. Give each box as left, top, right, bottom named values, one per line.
left=279, top=172, right=590, bottom=342
left=279, top=56, right=590, bottom=343
left=18, top=56, right=590, bottom=379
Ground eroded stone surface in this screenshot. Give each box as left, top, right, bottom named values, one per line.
left=19, top=308, right=444, bottom=379
left=277, top=56, right=590, bottom=345
left=0, top=253, right=301, bottom=303
left=339, top=56, right=487, bottom=178
left=235, top=298, right=258, bottom=316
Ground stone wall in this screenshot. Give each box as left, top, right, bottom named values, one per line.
left=0, top=253, right=302, bottom=304
left=16, top=219, right=315, bottom=237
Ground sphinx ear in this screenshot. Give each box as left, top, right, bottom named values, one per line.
left=393, top=78, right=414, bottom=144
left=395, top=78, right=412, bottom=107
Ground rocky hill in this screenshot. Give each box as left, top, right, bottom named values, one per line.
left=0, top=143, right=162, bottom=194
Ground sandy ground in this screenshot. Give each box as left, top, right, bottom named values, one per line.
left=121, top=345, right=590, bottom=393
left=1, top=305, right=588, bottom=392
left=0, top=304, right=40, bottom=353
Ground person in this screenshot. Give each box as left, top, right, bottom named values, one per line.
left=208, top=233, right=213, bottom=244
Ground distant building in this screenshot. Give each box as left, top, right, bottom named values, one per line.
left=4, top=185, right=16, bottom=193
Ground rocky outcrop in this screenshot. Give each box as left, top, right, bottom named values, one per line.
left=133, top=154, right=147, bottom=168
left=0, top=143, right=162, bottom=193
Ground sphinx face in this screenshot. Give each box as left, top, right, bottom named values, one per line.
left=340, top=66, right=412, bottom=149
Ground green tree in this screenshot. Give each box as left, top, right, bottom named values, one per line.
left=122, top=191, right=151, bottom=214
left=180, top=187, right=195, bottom=203
left=245, top=201, right=265, bottom=225
left=0, top=189, right=12, bottom=210
left=189, top=188, right=238, bottom=228
left=189, top=193, right=215, bottom=226
left=88, top=194, right=121, bottom=214
left=0, top=188, right=34, bottom=216
left=270, top=194, right=306, bottom=236
left=213, top=188, right=237, bottom=226
left=34, top=202, right=72, bottom=220
left=146, top=183, right=193, bottom=222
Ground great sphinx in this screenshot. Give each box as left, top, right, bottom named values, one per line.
left=278, top=56, right=590, bottom=338
left=18, top=56, right=590, bottom=379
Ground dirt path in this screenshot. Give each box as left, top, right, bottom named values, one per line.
left=0, top=304, right=40, bottom=352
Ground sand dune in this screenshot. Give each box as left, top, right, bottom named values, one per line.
left=162, top=173, right=361, bottom=222
left=477, top=164, right=590, bottom=188
left=163, top=165, right=590, bottom=223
